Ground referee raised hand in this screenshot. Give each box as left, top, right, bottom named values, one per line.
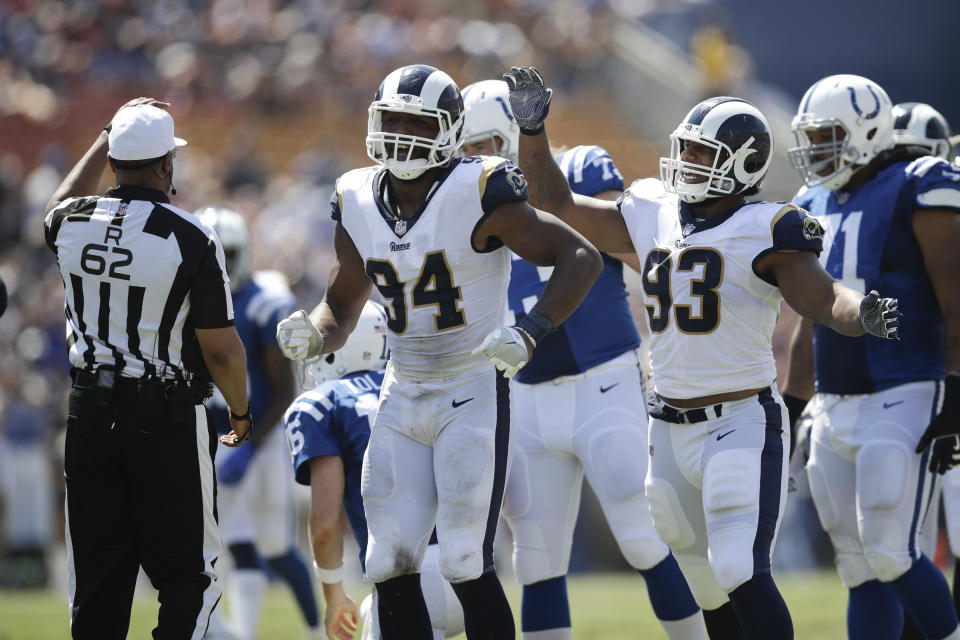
left=44, top=98, right=250, bottom=639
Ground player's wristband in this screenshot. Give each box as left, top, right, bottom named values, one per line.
left=515, top=309, right=555, bottom=348
left=230, top=405, right=252, bottom=422
left=314, top=562, right=344, bottom=584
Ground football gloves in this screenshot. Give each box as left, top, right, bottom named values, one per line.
left=502, top=66, right=553, bottom=135
left=917, top=374, right=960, bottom=474
left=858, top=290, right=900, bottom=340
left=276, top=309, right=324, bottom=361
left=472, top=326, right=531, bottom=378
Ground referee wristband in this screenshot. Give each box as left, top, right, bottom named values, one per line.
left=515, top=309, right=556, bottom=347
left=314, top=562, right=344, bottom=584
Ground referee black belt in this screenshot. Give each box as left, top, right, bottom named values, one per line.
left=71, top=367, right=139, bottom=393
left=653, top=403, right=724, bottom=424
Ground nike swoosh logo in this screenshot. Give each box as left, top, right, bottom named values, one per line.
left=717, top=430, right=735, bottom=441
left=883, top=401, right=904, bottom=409
left=452, top=397, right=474, bottom=408
left=600, top=383, right=619, bottom=394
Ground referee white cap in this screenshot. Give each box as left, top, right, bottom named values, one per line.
left=108, top=104, right=188, bottom=161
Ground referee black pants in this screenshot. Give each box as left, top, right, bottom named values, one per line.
left=64, top=382, right=222, bottom=639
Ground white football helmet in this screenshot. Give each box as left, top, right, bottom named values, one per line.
left=195, top=205, right=251, bottom=293
left=460, top=80, right=519, bottom=161
left=659, top=97, right=773, bottom=203
left=788, top=74, right=895, bottom=190
left=300, top=301, right=389, bottom=387
left=366, top=64, right=466, bottom=180
left=892, top=102, right=953, bottom=160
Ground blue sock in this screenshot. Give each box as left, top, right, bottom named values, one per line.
left=728, top=573, right=793, bottom=640
left=890, top=555, right=960, bottom=640
left=267, top=549, right=319, bottom=627
left=637, top=553, right=700, bottom=621
left=521, top=576, right=571, bottom=632
left=847, top=580, right=903, bottom=640
left=228, top=542, right=261, bottom=570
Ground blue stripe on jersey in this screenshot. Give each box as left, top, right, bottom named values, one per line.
left=507, top=147, right=639, bottom=384
left=284, top=370, right=385, bottom=568
left=796, top=159, right=960, bottom=393
left=909, top=380, right=941, bottom=559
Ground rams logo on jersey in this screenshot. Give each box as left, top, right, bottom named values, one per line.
left=801, top=216, right=824, bottom=242
left=506, top=169, right=527, bottom=198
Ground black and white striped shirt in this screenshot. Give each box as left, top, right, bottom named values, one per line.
left=44, top=185, right=233, bottom=382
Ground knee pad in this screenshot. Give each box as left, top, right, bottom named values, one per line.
left=644, top=477, right=696, bottom=549
left=365, top=541, right=421, bottom=583
left=438, top=539, right=483, bottom=584
left=674, top=553, right=730, bottom=610
left=856, top=441, right=914, bottom=582
left=708, top=543, right=755, bottom=593
left=703, top=450, right=760, bottom=515
left=617, top=533, right=670, bottom=572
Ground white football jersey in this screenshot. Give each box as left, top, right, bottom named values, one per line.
left=335, top=157, right=528, bottom=382
left=619, top=179, right=823, bottom=399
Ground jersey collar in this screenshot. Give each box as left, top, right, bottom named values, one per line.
left=372, top=160, right=460, bottom=238
left=105, top=185, right=170, bottom=204
left=678, top=200, right=746, bottom=236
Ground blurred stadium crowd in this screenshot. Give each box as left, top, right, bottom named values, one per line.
left=0, top=0, right=817, bottom=589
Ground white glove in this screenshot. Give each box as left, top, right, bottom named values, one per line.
left=276, top=310, right=324, bottom=361
left=472, top=327, right=531, bottom=378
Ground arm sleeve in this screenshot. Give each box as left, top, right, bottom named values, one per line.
left=479, top=159, right=529, bottom=214
left=190, top=238, right=234, bottom=329
left=285, top=392, right=341, bottom=485
left=770, top=204, right=824, bottom=255
left=913, top=161, right=960, bottom=212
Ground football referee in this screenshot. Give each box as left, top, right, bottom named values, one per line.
left=44, top=97, right=252, bottom=639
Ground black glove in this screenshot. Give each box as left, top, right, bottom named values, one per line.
left=782, top=394, right=808, bottom=458
left=858, top=290, right=900, bottom=340
left=916, top=374, right=960, bottom=474
left=502, top=66, right=553, bottom=135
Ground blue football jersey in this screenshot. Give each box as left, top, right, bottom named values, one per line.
left=795, top=156, right=960, bottom=393
left=508, top=145, right=640, bottom=384
left=283, top=370, right=384, bottom=568
left=208, top=272, right=296, bottom=434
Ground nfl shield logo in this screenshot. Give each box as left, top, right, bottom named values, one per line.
left=395, top=219, right=407, bottom=236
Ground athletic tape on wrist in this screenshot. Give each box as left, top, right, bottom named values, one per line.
left=313, top=562, right=344, bottom=584
left=515, top=309, right=555, bottom=346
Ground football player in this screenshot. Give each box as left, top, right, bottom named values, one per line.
left=197, top=206, right=320, bottom=640
left=284, top=300, right=465, bottom=640
left=502, top=65, right=900, bottom=640
left=782, top=77, right=960, bottom=640
left=460, top=78, right=706, bottom=640
left=276, top=64, right=603, bottom=639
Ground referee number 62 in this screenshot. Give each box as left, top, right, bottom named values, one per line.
left=81, top=243, right=133, bottom=281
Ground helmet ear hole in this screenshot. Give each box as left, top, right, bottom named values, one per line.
left=866, top=128, right=877, bottom=140
left=325, top=353, right=335, bottom=364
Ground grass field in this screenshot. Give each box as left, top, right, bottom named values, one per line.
left=0, top=570, right=854, bottom=639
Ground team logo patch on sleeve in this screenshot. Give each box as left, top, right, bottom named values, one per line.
left=506, top=169, right=528, bottom=197
left=802, top=215, right=824, bottom=241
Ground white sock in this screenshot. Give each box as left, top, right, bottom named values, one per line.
left=228, top=569, right=266, bottom=640
left=659, top=610, right=708, bottom=640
